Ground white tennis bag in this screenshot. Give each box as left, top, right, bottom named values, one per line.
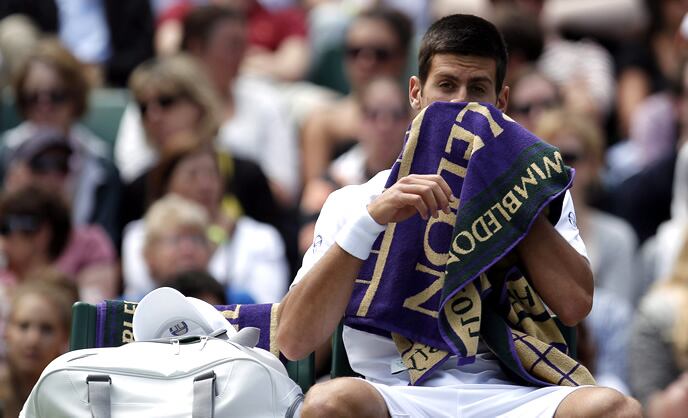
left=21, top=288, right=304, bottom=418
left=20, top=329, right=303, bottom=418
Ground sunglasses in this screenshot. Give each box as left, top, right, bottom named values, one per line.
left=345, top=45, right=397, bottom=62
left=22, top=89, right=70, bottom=107
left=363, top=106, right=408, bottom=122
left=137, top=94, right=183, bottom=117
left=0, top=214, right=41, bottom=236
left=510, top=98, right=558, bottom=115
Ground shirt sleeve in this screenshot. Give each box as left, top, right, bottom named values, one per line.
left=291, top=189, right=347, bottom=287
left=554, top=190, right=589, bottom=261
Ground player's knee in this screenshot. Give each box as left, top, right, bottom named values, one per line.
left=589, top=388, right=642, bottom=418
left=301, top=378, right=378, bottom=418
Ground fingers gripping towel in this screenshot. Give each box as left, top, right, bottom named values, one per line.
left=344, top=102, right=596, bottom=386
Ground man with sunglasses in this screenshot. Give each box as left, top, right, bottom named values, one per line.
left=278, top=14, right=641, bottom=418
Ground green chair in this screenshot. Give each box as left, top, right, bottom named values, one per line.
left=69, top=301, right=315, bottom=393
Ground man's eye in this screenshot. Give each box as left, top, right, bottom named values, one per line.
left=470, top=85, right=486, bottom=94
left=438, top=81, right=453, bottom=89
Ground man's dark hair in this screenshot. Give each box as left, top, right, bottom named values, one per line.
left=163, top=269, right=228, bottom=305
left=0, top=185, right=71, bottom=260
left=418, top=14, right=508, bottom=94
left=354, top=7, right=414, bottom=54
left=181, top=5, right=245, bottom=51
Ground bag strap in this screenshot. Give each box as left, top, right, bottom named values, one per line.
left=86, top=375, right=112, bottom=418
left=192, top=371, right=217, bottom=418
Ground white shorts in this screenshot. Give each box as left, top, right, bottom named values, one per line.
left=364, top=376, right=584, bottom=418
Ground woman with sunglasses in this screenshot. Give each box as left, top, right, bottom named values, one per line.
left=119, top=54, right=280, bottom=244
left=301, top=7, right=413, bottom=184
left=298, top=76, right=410, bottom=254
left=535, top=110, right=639, bottom=394
left=0, top=38, right=121, bottom=245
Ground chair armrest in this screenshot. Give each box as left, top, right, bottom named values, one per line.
left=70, top=301, right=97, bottom=351
left=286, top=354, right=315, bottom=393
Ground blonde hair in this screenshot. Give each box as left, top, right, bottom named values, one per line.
left=10, top=271, right=79, bottom=334
left=143, top=194, right=210, bottom=251
left=663, top=231, right=688, bottom=369
left=129, top=53, right=222, bottom=146
left=533, top=109, right=605, bottom=167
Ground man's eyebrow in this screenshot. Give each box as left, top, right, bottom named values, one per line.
left=468, top=76, right=493, bottom=85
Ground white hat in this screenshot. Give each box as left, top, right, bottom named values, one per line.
left=133, top=287, right=237, bottom=341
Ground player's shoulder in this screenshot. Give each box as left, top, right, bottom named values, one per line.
left=325, top=169, right=390, bottom=208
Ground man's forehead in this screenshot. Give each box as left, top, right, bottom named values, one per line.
left=428, top=53, right=497, bottom=82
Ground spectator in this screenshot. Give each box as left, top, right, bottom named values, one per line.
left=630, top=231, right=688, bottom=412
left=615, top=0, right=688, bottom=139
left=183, top=5, right=300, bottom=203
left=0, top=277, right=77, bottom=418
left=611, top=60, right=688, bottom=248
left=1, top=39, right=121, bottom=244
left=0, top=186, right=71, bottom=286
left=535, top=110, right=643, bottom=307
left=299, top=75, right=410, bottom=253
left=0, top=0, right=155, bottom=86
left=118, top=53, right=279, bottom=237
left=0, top=185, right=116, bottom=304
left=300, top=7, right=413, bottom=183
left=507, top=68, right=560, bottom=132
left=156, top=0, right=311, bottom=83
left=139, top=194, right=214, bottom=292
left=123, top=146, right=288, bottom=304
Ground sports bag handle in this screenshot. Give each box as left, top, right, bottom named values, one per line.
left=193, top=371, right=217, bottom=418
left=86, top=374, right=112, bottom=418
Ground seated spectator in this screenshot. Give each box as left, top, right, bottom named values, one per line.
left=117, top=6, right=299, bottom=206
left=118, top=53, right=279, bottom=235
left=630, top=232, right=688, bottom=412
left=0, top=39, right=121, bottom=244
left=0, top=0, right=155, bottom=87
left=138, top=194, right=214, bottom=293
left=0, top=185, right=116, bottom=305
left=156, top=0, right=311, bottom=83
left=535, top=110, right=643, bottom=307
left=298, top=75, right=410, bottom=253
left=300, top=6, right=413, bottom=183
left=0, top=186, right=71, bottom=287
left=507, top=68, right=561, bottom=132
left=123, top=147, right=288, bottom=304
left=0, top=277, right=77, bottom=417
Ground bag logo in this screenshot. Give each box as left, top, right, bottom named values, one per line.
left=169, top=321, right=189, bottom=336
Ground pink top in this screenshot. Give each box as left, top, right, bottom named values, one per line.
left=56, top=225, right=116, bottom=277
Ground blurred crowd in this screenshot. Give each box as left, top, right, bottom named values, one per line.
left=0, top=0, right=687, bottom=415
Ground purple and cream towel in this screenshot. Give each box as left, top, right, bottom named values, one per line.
left=345, top=102, right=595, bottom=386
left=96, top=301, right=280, bottom=357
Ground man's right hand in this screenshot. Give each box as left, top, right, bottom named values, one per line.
left=367, top=174, right=454, bottom=225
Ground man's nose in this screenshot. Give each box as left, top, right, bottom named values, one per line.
left=449, top=87, right=468, bottom=103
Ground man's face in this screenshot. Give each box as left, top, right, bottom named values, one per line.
left=409, top=53, right=508, bottom=111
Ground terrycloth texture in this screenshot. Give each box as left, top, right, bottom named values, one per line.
left=345, top=102, right=595, bottom=386
left=95, top=301, right=280, bottom=356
